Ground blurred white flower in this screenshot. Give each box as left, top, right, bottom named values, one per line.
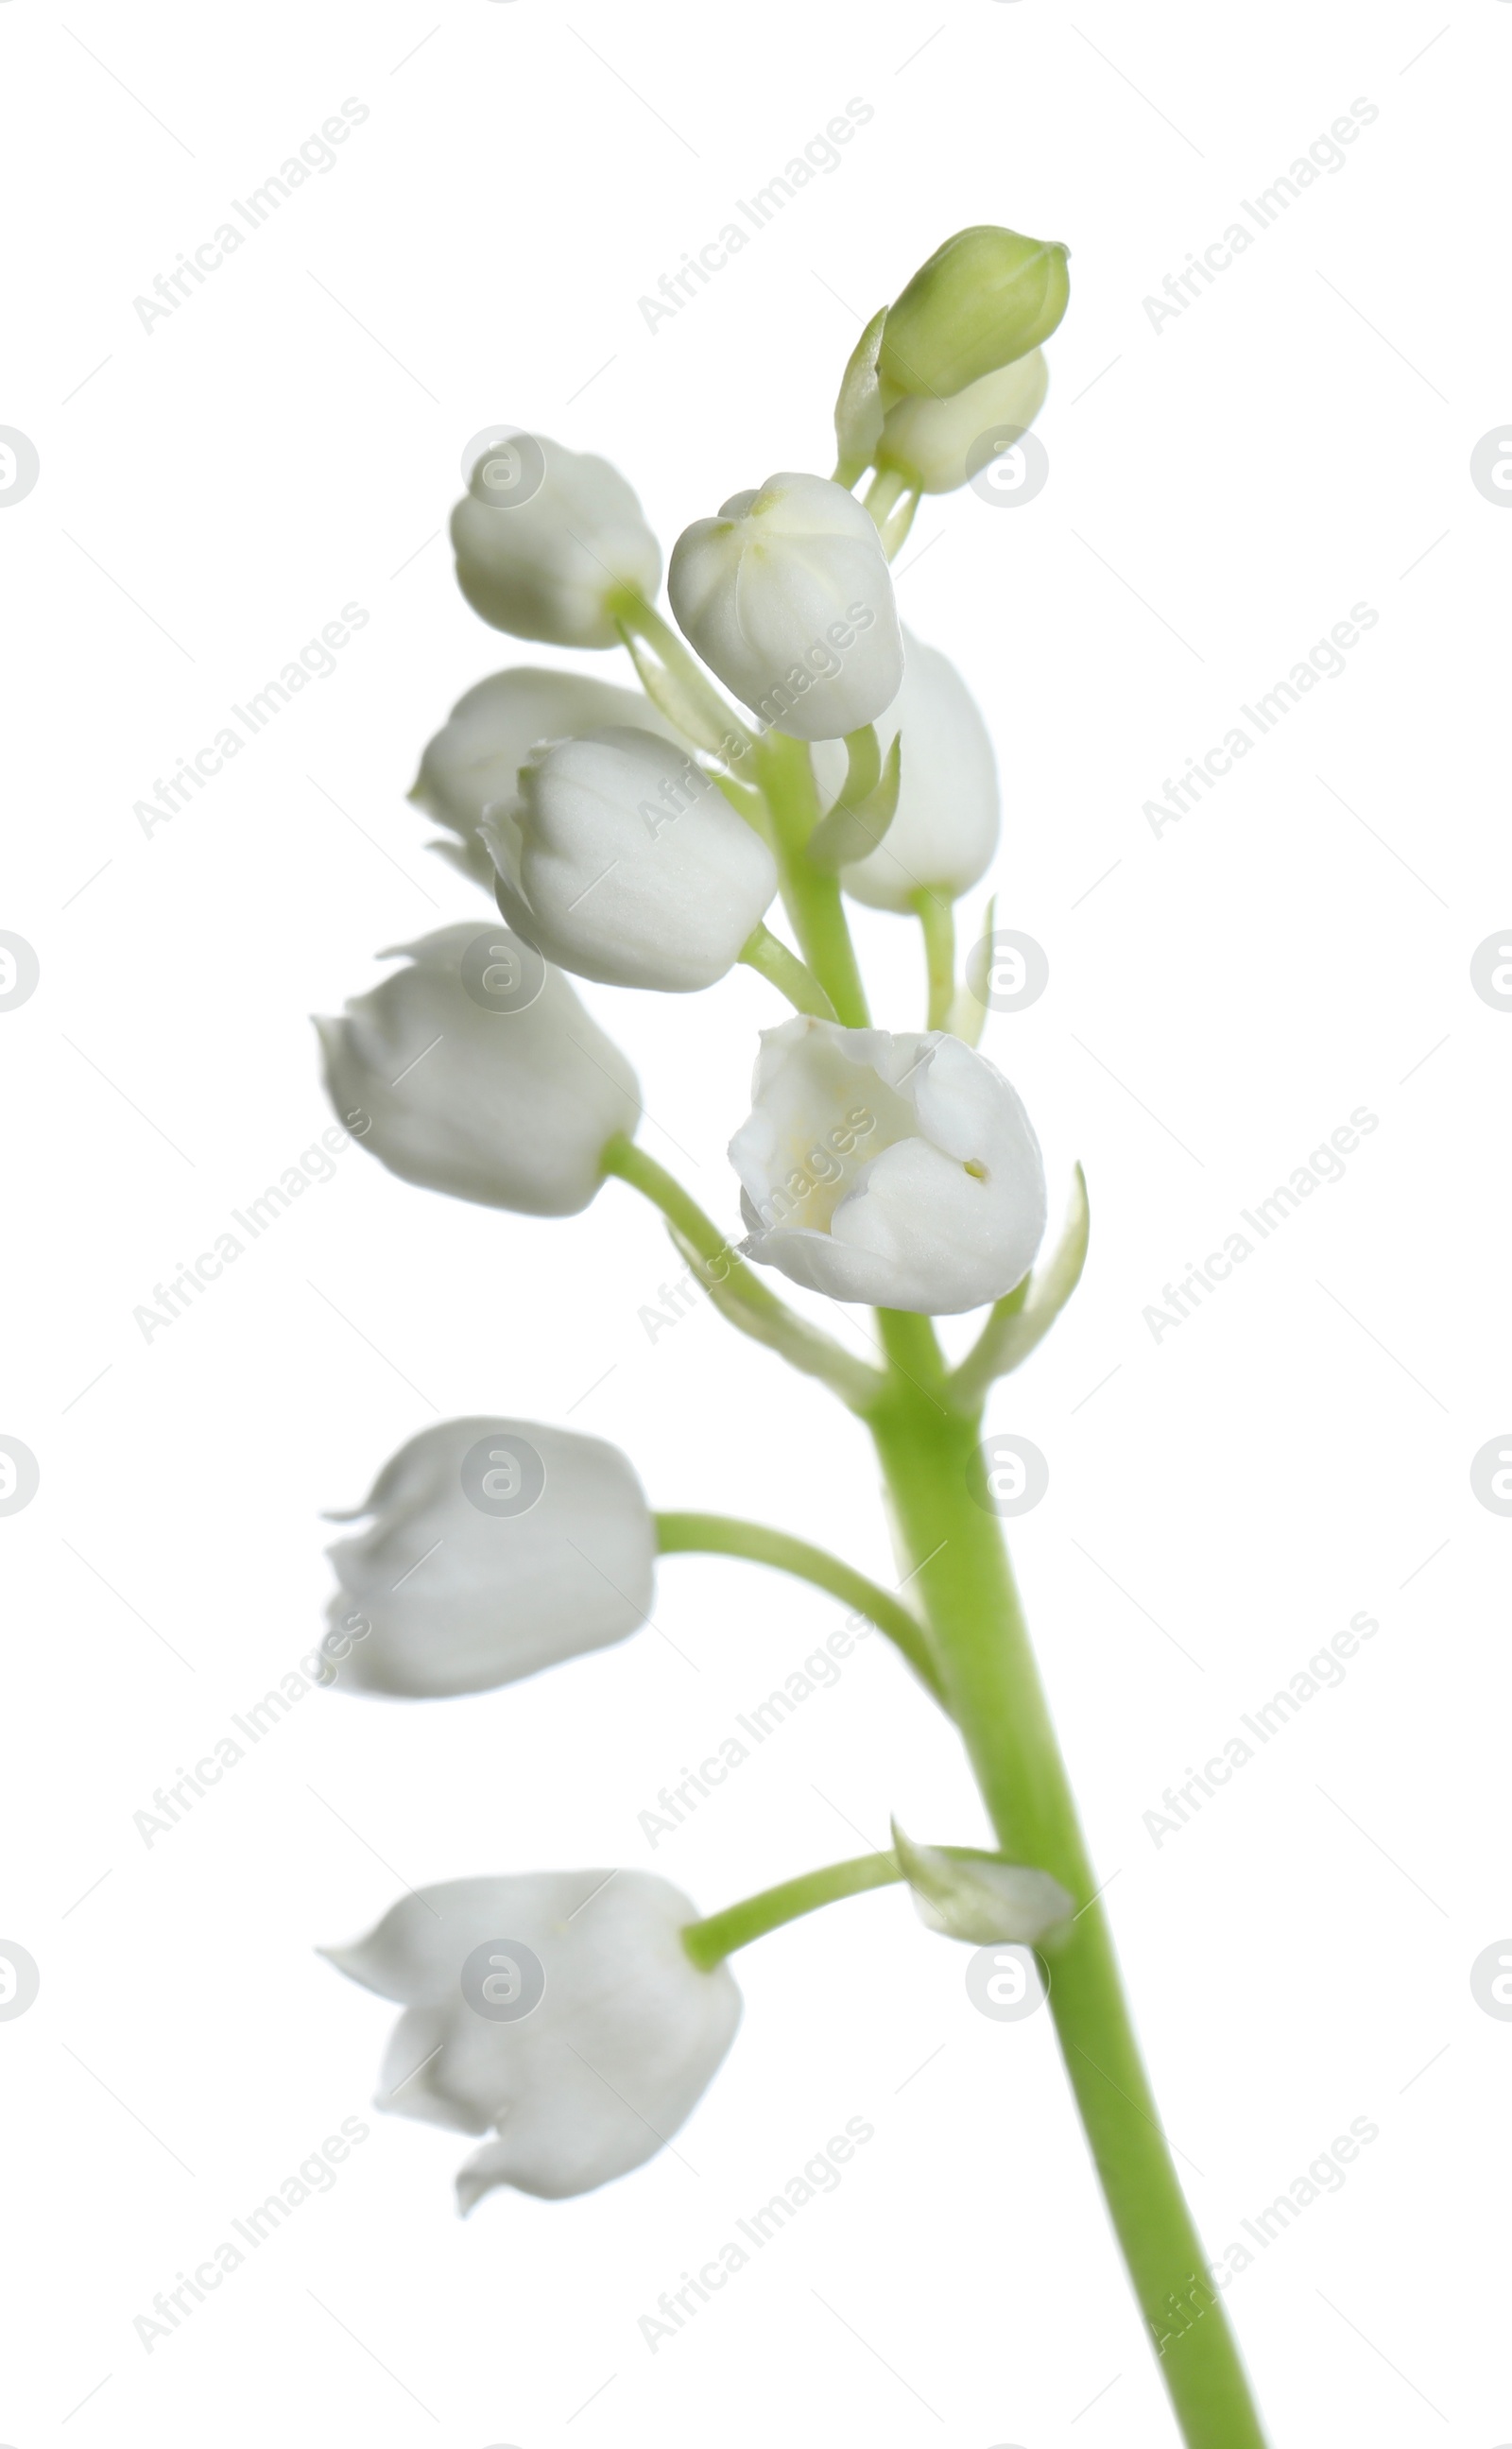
left=483, top=726, right=778, bottom=993
left=322, top=1871, right=741, bottom=2206
left=668, top=472, right=902, bottom=741
left=316, top=923, right=639, bottom=1216
left=324, top=1418, right=655, bottom=1699
left=411, top=668, right=691, bottom=890
left=810, top=628, right=999, bottom=912
left=451, top=435, right=661, bottom=648
left=730, top=1016, right=1046, bottom=1314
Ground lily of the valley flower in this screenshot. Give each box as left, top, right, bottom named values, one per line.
left=484, top=727, right=779, bottom=992
left=878, top=226, right=1070, bottom=401
left=810, top=627, right=999, bottom=911
left=322, top=1871, right=741, bottom=2206
left=317, top=923, right=640, bottom=1216
left=668, top=473, right=903, bottom=742
left=324, top=1419, right=655, bottom=1698
left=451, top=435, right=661, bottom=649
left=730, top=1016, right=1046, bottom=1314
left=411, top=668, right=692, bottom=890
left=874, top=351, right=1049, bottom=497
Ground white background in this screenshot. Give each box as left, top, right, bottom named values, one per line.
left=2, top=2, right=1508, bottom=2441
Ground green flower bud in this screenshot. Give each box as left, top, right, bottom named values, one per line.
left=878, top=225, right=1069, bottom=401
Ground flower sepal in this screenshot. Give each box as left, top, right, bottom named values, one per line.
left=805, top=732, right=902, bottom=873
left=891, top=1820, right=1073, bottom=1944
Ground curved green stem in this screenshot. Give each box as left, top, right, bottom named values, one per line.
left=861, top=1335, right=1269, bottom=2446
left=683, top=1851, right=901, bottom=1969
left=880, top=484, right=921, bottom=560
left=654, top=1509, right=944, bottom=1701
left=754, top=733, right=870, bottom=1026
left=862, top=465, right=909, bottom=532
left=600, top=1136, right=881, bottom=1408
left=611, top=594, right=754, bottom=767
left=839, top=724, right=881, bottom=807
left=738, top=923, right=837, bottom=1020
left=913, top=888, right=956, bottom=1030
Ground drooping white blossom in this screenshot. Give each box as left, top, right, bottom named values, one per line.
left=317, top=923, right=639, bottom=1216
left=322, top=1871, right=741, bottom=2206
left=324, top=1419, right=655, bottom=1699
left=412, top=668, right=692, bottom=889
left=668, top=473, right=902, bottom=741
left=730, top=1016, right=1046, bottom=1314
left=451, top=435, right=661, bottom=648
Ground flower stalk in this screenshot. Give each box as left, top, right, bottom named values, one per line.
left=860, top=1319, right=1268, bottom=2447
left=315, top=218, right=1273, bottom=2447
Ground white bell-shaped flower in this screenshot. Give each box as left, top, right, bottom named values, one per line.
left=322, top=1871, right=741, bottom=2206
left=668, top=472, right=902, bottom=741
left=324, top=1419, right=655, bottom=1699
left=810, top=628, right=999, bottom=911
left=730, top=1016, right=1046, bottom=1314
left=411, top=668, right=692, bottom=890
left=451, top=435, right=661, bottom=648
left=483, top=726, right=778, bottom=992
left=317, top=923, right=639, bottom=1216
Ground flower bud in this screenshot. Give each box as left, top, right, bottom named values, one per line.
left=451, top=434, right=661, bottom=649
left=324, top=1418, right=655, bottom=1698
left=668, top=472, right=903, bottom=742
left=484, top=727, right=778, bottom=992
left=878, top=226, right=1069, bottom=401
left=322, top=1870, right=741, bottom=2206
left=874, top=351, right=1048, bottom=496
left=810, top=628, right=998, bottom=911
left=730, top=1016, right=1046, bottom=1315
left=411, top=668, right=692, bottom=890
left=317, top=923, right=640, bottom=1216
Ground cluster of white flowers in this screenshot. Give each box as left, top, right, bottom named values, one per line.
left=316, top=224, right=1079, bottom=2215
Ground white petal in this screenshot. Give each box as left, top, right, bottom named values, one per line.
left=318, top=925, right=641, bottom=1217
left=327, top=1871, right=742, bottom=2203
left=324, top=1417, right=655, bottom=1699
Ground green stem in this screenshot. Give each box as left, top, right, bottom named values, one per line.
left=862, top=465, right=908, bottom=532
left=862, top=1332, right=1269, bottom=2447
left=611, top=594, right=754, bottom=767
left=654, top=1509, right=944, bottom=1700
left=839, top=724, right=881, bottom=806
left=599, top=1136, right=882, bottom=1410
left=913, top=888, right=956, bottom=1030
left=683, top=1851, right=901, bottom=1969
left=754, top=733, right=870, bottom=1026
left=738, top=923, right=837, bottom=1020
left=881, top=487, right=920, bottom=559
